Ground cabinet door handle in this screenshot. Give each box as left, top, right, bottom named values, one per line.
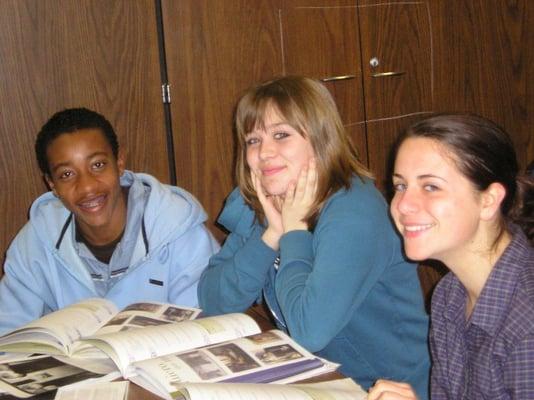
left=371, top=71, right=405, bottom=78
left=320, top=75, right=356, bottom=82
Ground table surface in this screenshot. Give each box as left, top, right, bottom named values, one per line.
left=0, top=304, right=344, bottom=400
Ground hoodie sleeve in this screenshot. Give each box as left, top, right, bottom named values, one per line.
left=0, top=228, right=48, bottom=335
left=166, top=223, right=221, bottom=308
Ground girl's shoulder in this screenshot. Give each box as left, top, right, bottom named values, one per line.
left=323, top=176, right=387, bottom=214
left=217, top=188, right=257, bottom=235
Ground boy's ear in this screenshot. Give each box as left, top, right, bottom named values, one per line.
left=480, top=182, right=506, bottom=221
left=117, top=149, right=126, bottom=176
left=44, top=174, right=57, bottom=195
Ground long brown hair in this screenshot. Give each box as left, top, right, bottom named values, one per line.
left=235, top=76, right=371, bottom=227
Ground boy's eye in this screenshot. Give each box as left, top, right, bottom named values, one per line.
left=59, top=170, right=73, bottom=180
left=93, top=161, right=106, bottom=169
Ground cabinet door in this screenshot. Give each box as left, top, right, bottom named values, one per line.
left=430, top=0, right=534, bottom=169
left=358, top=0, right=433, bottom=189
left=0, top=0, right=167, bottom=268
left=162, top=0, right=283, bottom=241
left=279, top=0, right=368, bottom=166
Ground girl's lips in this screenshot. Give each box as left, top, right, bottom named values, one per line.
left=262, top=166, right=286, bottom=176
left=402, top=223, right=435, bottom=238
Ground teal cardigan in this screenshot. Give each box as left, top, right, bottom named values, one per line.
left=199, top=176, right=430, bottom=398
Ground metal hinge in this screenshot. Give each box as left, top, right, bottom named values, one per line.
left=161, top=84, right=171, bottom=104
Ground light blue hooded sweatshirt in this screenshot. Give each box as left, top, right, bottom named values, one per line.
left=0, top=171, right=219, bottom=335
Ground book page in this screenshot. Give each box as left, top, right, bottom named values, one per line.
left=96, top=302, right=201, bottom=336
left=0, top=354, right=113, bottom=398
left=68, top=302, right=202, bottom=361
left=130, top=330, right=338, bottom=399
left=0, top=299, right=117, bottom=355
left=177, top=378, right=367, bottom=400
left=76, top=313, right=260, bottom=376
left=55, top=380, right=129, bottom=400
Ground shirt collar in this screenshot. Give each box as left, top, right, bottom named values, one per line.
left=444, top=226, right=529, bottom=335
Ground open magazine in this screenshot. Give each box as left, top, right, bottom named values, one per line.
left=167, top=378, right=366, bottom=400
left=129, top=329, right=338, bottom=399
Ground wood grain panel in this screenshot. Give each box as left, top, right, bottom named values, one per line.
left=358, top=1, right=433, bottom=120
left=430, top=0, right=534, bottom=169
left=365, top=114, right=428, bottom=193
left=280, top=1, right=366, bottom=127
left=0, top=0, right=166, bottom=271
left=345, top=123, right=368, bottom=168
left=279, top=1, right=367, bottom=170
left=162, top=0, right=284, bottom=241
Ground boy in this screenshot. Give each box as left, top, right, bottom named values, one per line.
left=0, top=108, right=219, bottom=334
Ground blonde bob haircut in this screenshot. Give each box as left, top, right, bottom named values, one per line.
left=235, top=76, right=372, bottom=228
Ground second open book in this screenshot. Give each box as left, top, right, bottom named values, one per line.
left=0, top=298, right=337, bottom=398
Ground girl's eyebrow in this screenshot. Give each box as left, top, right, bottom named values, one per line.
left=392, top=172, right=447, bottom=182
left=263, top=122, right=289, bottom=130
left=417, top=174, right=448, bottom=182
left=246, top=122, right=290, bottom=135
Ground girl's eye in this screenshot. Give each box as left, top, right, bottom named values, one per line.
left=274, top=131, right=289, bottom=140
left=392, top=182, right=406, bottom=192
left=245, top=137, right=259, bottom=146
left=423, top=184, right=440, bottom=192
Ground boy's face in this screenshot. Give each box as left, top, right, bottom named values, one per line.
left=44, top=128, right=126, bottom=244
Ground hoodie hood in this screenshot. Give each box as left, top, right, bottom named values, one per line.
left=28, top=171, right=208, bottom=284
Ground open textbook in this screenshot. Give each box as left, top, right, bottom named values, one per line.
left=0, top=298, right=201, bottom=365
left=0, top=354, right=119, bottom=398
left=159, top=378, right=366, bottom=400
left=0, top=299, right=337, bottom=397
left=129, top=329, right=337, bottom=399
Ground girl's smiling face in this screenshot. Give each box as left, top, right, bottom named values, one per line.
left=391, top=137, right=485, bottom=263
left=245, top=105, right=315, bottom=197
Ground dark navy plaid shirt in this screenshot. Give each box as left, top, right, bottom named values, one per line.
left=430, top=225, right=534, bottom=399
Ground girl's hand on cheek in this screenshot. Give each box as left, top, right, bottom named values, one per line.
left=251, top=171, right=284, bottom=250
left=282, top=158, right=317, bottom=233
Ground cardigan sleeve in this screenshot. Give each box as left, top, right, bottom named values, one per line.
left=274, top=183, right=398, bottom=351
left=198, top=190, right=278, bottom=315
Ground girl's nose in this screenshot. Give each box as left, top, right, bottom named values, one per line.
left=259, top=138, right=275, bottom=160
left=393, top=188, right=420, bottom=215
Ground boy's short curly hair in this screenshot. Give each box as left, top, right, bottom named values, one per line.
left=35, top=108, right=119, bottom=175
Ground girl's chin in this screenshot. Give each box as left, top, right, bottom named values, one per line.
left=261, top=184, right=288, bottom=198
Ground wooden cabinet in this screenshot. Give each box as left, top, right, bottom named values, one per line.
left=430, top=0, right=534, bottom=170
